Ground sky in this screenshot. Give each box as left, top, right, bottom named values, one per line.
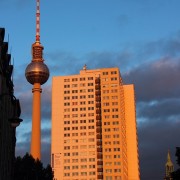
left=1, top=0, right=180, bottom=179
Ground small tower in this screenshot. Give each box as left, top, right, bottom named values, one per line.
left=25, top=0, right=49, bottom=160
left=164, top=150, right=174, bottom=180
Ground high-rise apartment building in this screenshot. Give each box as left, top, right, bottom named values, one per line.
left=51, top=66, right=140, bottom=180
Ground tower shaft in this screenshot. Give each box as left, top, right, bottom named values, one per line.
left=31, top=83, right=42, bottom=159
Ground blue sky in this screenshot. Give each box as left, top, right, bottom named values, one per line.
left=1, top=0, right=180, bottom=179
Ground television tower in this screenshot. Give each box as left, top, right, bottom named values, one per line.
left=25, top=0, right=49, bottom=160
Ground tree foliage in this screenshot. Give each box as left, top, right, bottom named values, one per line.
left=171, top=147, right=180, bottom=180
left=14, top=153, right=53, bottom=180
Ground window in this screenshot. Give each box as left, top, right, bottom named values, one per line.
left=112, top=115, right=119, bottom=118
left=112, top=108, right=118, bottom=112
left=89, top=119, right=94, bottom=123
left=104, top=128, right=110, bottom=132
left=72, top=90, right=78, bottom=93
left=80, top=77, right=86, bottom=81
left=72, top=84, right=78, bottom=87
left=64, top=146, right=70, bottom=150
left=72, top=127, right=78, bottom=130
left=72, top=78, right=78, bottom=81
left=72, top=139, right=78, bottom=143
left=103, top=90, right=109, bottom=93
left=88, top=83, right=93, bottom=86
left=88, top=77, right=93, bottom=80
left=105, top=169, right=112, bottom=173
left=80, top=89, right=86, bottom=93
left=80, top=95, right=86, bottom=99
left=64, top=159, right=70, bottom=163
left=64, top=139, right=70, bottom=143
left=72, top=120, right=78, bottom=124
left=104, top=135, right=111, bottom=138
left=72, top=165, right=79, bottom=169
left=104, top=109, right=110, bottom=112
left=64, top=153, right=70, bottom=156
left=64, top=90, right=70, bottom=94
left=64, top=173, right=70, bottom=176
left=89, top=171, right=96, bottom=175
left=105, top=155, right=111, bottom=159
left=80, top=83, right=86, bottom=87
left=103, top=96, right=109, bottom=100
left=70, top=133, right=76, bottom=139
left=64, top=114, right=70, bottom=118
left=113, top=141, right=120, bottom=145
left=113, top=121, right=119, bottom=125
left=89, top=158, right=95, bottom=162
left=111, top=89, right=118, bottom=93
left=111, top=71, right=117, bottom=74
left=88, top=101, right=94, bottom=104
left=72, top=159, right=78, bottom=163
left=88, top=95, right=94, bottom=98
left=104, top=122, right=110, bottom=125
left=80, top=120, right=86, bottom=123
left=88, top=138, right=95, bottom=142
left=64, top=166, right=70, bottom=170
left=80, top=101, right=86, bottom=105
left=72, top=96, right=78, bottom=99
left=64, top=96, right=70, bottom=100
left=114, top=155, right=120, bottom=158
left=113, top=134, right=120, bottom=138
left=64, top=133, right=70, bottom=137
left=89, top=145, right=95, bottom=148
left=112, top=102, right=118, bottom=105
left=112, top=96, right=118, bottom=100
left=88, top=89, right=94, bottom=92
left=80, top=126, right=86, bottom=130
left=64, top=78, right=70, bottom=82
left=72, top=145, right=78, bottom=149
left=102, top=78, right=108, bottom=81
left=81, top=172, right=87, bottom=176
left=105, top=162, right=112, bottom=166
left=105, top=115, right=110, bottom=119
left=114, top=148, right=120, bottom=151
left=72, top=172, right=79, bottom=176
left=81, top=158, right=87, bottom=162
left=88, top=107, right=94, bottom=110
left=72, top=102, right=78, bottom=105
left=88, top=132, right=95, bottom=135
left=103, top=102, right=109, bottom=106
left=88, top=126, right=94, bottom=129
left=64, top=84, right=70, bottom=88
left=72, top=152, right=78, bottom=156
left=80, top=132, right=86, bottom=136
left=114, top=169, right=121, bottom=172
left=64, top=102, right=70, bottom=106
left=111, top=77, right=117, bottom=81
left=64, top=121, right=70, bottom=124
left=114, top=162, right=121, bottom=165
left=113, top=128, right=119, bottom=131
left=105, top=148, right=111, bottom=152
left=105, top=141, right=111, bottom=145
left=72, top=114, right=78, bottom=118
left=64, top=108, right=70, bottom=112
left=80, top=145, right=87, bottom=149
left=72, top=108, right=78, bottom=111
left=88, top=113, right=94, bottom=117
left=64, top=127, right=70, bottom=131
left=80, top=107, right=86, bottom=111
left=102, top=72, right=108, bottom=75
left=80, top=113, right=86, bottom=117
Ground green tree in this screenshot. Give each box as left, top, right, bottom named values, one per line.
left=171, top=147, right=180, bottom=180
left=14, top=153, right=53, bottom=180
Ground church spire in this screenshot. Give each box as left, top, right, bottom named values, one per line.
left=164, top=150, right=174, bottom=180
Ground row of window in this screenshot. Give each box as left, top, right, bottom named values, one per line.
left=64, top=164, right=96, bottom=170
left=64, top=126, right=95, bottom=131
left=64, top=171, right=96, bottom=176
left=64, top=119, right=94, bottom=124
left=102, top=71, right=117, bottom=75
left=64, top=139, right=95, bottom=144
left=64, top=89, right=94, bottom=94
left=64, top=157, right=95, bottom=163
left=64, top=83, right=94, bottom=88
left=104, top=121, right=119, bottom=125
left=64, top=77, right=94, bottom=82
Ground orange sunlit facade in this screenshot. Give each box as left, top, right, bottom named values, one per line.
left=51, top=66, right=140, bottom=180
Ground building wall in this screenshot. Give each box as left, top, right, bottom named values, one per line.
left=0, top=28, right=21, bottom=180
left=51, top=67, right=140, bottom=180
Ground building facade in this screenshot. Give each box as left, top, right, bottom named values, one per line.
left=51, top=66, right=140, bottom=180
left=0, top=28, right=22, bottom=180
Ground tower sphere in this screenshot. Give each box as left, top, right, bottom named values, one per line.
left=25, top=61, right=49, bottom=85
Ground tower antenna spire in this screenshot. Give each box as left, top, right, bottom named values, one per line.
left=36, top=0, right=40, bottom=42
